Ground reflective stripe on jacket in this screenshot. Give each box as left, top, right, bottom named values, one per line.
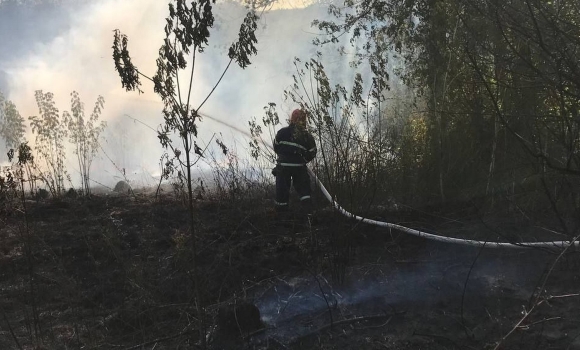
left=274, top=124, right=317, bottom=166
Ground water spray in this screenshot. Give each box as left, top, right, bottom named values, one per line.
left=200, top=112, right=579, bottom=250
left=199, top=112, right=254, bottom=138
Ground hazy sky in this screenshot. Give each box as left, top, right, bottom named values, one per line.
left=0, top=0, right=361, bottom=187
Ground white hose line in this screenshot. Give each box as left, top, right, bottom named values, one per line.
left=307, top=168, right=579, bottom=249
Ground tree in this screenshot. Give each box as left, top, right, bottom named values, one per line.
left=313, top=2, right=580, bottom=346
left=1, top=92, right=38, bottom=194
left=63, top=91, right=106, bottom=196
left=29, top=90, right=68, bottom=197
left=315, top=0, right=580, bottom=210
left=112, top=0, right=261, bottom=346
left=0, top=91, right=26, bottom=149
left=282, top=55, right=394, bottom=211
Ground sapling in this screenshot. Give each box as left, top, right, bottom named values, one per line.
left=112, top=1, right=261, bottom=346
left=0, top=93, right=36, bottom=194
left=29, top=91, right=68, bottom=197
left=63, top=91, right=106, bottom=196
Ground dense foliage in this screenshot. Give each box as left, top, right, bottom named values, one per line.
left=0, top=92, right=25, bottom=150
left=308, top=0, right=580, bottom=224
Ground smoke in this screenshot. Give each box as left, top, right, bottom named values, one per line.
left=254, top=245, right=552, bottom=344
left=0, top=0, right=360, bottom=188
left=0, top=71, right=8, bottom=94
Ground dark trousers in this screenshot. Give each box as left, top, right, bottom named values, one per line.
left=275, top=165, right=312, bottom=212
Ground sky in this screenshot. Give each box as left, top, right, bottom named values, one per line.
left=0, top=0, right=364, bottom=188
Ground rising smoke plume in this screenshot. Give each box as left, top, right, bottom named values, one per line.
left=0, top=0, right=365, bottom=187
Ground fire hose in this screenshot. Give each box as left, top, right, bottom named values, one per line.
left=308, top=168, right=580, bottom=249
left=201, top=112, right=579, bottom=250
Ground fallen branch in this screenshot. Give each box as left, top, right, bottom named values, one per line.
left=494, top=302, right=544, bottom=350
left=353, top=315, right=393, bottom=330
left=518, top=316, right=562, bottom=330
left=314, top=314, right=393, bottom=334
left=122, top=329, right=193, bottom=350
left=548, top=293, right=580, bottom=300
left=413, top=331, right=469, bottom=349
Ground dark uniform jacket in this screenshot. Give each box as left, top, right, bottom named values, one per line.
left=274, top=124, right=317, bottom=166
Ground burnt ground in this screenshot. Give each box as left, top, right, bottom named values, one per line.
left=0, top=188, right=579, bottom=350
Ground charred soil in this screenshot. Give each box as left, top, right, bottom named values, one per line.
left=0, top=190, right=579, bottom=349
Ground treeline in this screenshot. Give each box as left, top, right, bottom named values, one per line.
left=258, top=0, right=580, bottom=223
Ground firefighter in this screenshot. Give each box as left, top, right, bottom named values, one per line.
left=272, top=108, right=317, bottom=214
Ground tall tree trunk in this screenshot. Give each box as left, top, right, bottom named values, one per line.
left=183, top=116, right=205, bottom=348
left=486, top=114, right=498, bottom=206
left=426, top=0, right=449, bottom=203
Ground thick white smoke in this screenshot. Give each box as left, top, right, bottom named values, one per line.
left=0, top=0, right=362, bottom=188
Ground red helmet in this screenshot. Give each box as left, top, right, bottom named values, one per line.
left=290, top=109, right=307, bottom=125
